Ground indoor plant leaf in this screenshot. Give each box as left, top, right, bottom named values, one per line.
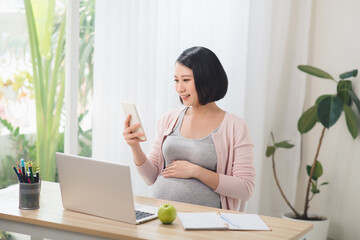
left=14, top=127, right=20, bottom=137
left=348, top=90, right=360, bottom=115
left=339, top=69, right=358, bottom=79
left=337, top=90, right=352, bottom=106
left=311, top=181, right=320, bottom=194
left=316, top=94, right=333, bottom=105
left=31, top=0, right=55, bottom=58
left=298, top=65, right=334, bottom=80
left=306, top=160, right=323, bottom=181
left=317, top=96, right=343, bottom=128
left=274, top=141, right=294, bottom=149
left=337, top=80, right=352, bottom=105
left=343, top=104, right=358, bottom=139
left=320, top=182, right=329, bottom=186
left=266, top=146, right=275, bottom=157
left=298, top=105, right=318, bottom=133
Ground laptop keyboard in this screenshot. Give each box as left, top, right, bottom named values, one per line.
left=135, top=210, right=155, bottom=220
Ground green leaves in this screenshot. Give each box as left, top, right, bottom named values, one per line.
left=307, top=160, right=323, bottom=181
left=31, top=0, right=55, bottom=58
left=298, top=105, right=318, bottom=133
left=349, top=90, right=360, bottom=115
left=298, top=65, right=334, bottom=80
left=24, top=0, right=66, bottom=181
left=339, top=69, right=358, bottom=79
left=311, top=182, right=320, bottom=194
left=298, top=95, right=346, bottom=133
left=298, top=66, right=360, bottom=139
left=274, top=141, right=295, bottom=148
left=344, top=104, right=358, bottom=139
left=337, top=80, right=352, bottom=105
left=317, top=96, right=344, bottom=128
left=307, top=161, right=328, bottom=195
left=266, top=146, right=275, bottom=157
left=265, top=132, right=294, bottom=158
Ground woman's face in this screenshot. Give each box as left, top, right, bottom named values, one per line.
left=174, top=62, right=199, bottom=106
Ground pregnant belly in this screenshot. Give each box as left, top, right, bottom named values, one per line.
left=151, top=176, right=221, bottom=208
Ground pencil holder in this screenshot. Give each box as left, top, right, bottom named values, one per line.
left=19, top=181, right=41, bottom=210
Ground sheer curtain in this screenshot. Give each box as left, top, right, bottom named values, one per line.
left=92, top=0, right=250, bottom=197
left=92, top=0, right=312, bottom=216
left=244, top=0, right=312, bottom=215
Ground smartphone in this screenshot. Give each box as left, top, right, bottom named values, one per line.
left=120, top=102, right=147, bottom=141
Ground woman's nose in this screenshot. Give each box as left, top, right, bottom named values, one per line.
left=177, top=82, right=185, bottom=92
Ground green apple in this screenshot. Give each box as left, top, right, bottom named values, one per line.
left=157, top=204, right=177, bottom=224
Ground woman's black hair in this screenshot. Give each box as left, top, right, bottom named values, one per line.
left=176, top=46, right=228, bottom=105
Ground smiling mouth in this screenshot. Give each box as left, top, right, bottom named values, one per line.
left=181, top=95, right=190, bottom=100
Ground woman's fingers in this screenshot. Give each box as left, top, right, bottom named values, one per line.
left=124, top=114, right=131, bottom=129
left=123, top=115, right=145, bottom=146
left=124, top=131, right=145, bottom=140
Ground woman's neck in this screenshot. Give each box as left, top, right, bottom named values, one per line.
left=188, top=102, right=223, bottom=117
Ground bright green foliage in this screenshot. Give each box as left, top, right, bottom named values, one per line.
left=267, top=64, right=360, bottom=220
left=298, top=105, right=318, bottom=133
left=0, top=118, right=36, bottom=163
left=274, top=141, right=295, bottom=148
left=298, top=65, right=334, bottom=80
left=266, top=132, right=294, bottom=158
left=24, top=0, right=66, bottom=181
left=339, top=69, right=358, bottom=79
left=0, top=118, right=36, bottom=189
left=306, top=160, right=323, bottom=181
left=343, top=104, right=358, bottom=139
left=337, top=80, right=352, bottom=105
left=266, top=146, right=275, bottom=157
left=307, top=161, right=328, bottom=195
left=298, top=65, right=360, bottom=139
left=0, top=230, right=11, bottom=240
left=317, top=95, right=343, bottom=128
left=349, top=90, right=360, bottom=116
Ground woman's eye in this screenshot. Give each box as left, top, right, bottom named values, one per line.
left=183, top=79, right=190, bottom=82
left=174, top=79, right=179, bottom=82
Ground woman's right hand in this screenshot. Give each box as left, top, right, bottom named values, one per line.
left=123, top=114, right=146, bottom=148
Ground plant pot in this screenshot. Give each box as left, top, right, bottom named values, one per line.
left=282, top=212, right=330, bottom=240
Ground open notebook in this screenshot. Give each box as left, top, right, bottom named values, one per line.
left=177, top=212, right=271, bottom=231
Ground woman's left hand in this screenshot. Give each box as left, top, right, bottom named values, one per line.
left=161, top=160, right=200, bottom=179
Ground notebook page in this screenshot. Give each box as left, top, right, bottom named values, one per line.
left=178, top=212, right=228, bottom=230
left=220, top=213, right=270, bottom=230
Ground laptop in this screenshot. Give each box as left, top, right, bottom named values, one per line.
left=55, top=152, right=158, bottom=224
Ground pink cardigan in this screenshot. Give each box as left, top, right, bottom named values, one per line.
left=136, top=108, right=255, bottom=211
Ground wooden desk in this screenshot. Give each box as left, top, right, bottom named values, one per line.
left=0, top=181, right=312, bottom=240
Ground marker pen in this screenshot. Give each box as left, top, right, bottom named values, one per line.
left=36, top=172, right=40, bottom=183
left=29, top=165, right=35, bottom=183
left=13, top=166, right=23, bottom=183
left=20, top=159, right=26, bottom=180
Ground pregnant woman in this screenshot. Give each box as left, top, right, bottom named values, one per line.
left=123, top=46, right=255, bottom=211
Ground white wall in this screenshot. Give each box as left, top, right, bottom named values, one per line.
left=295, top=1, right=360, bottom=239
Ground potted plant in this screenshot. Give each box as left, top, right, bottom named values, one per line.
left=266, top=65, right=360, bottom=240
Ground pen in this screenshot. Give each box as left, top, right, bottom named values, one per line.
left=16, top=164, right=26, bottom=182
left=13, top=166, right=23, bottom=183
left=219, top=213, right=240, bottom=228
left=36, top=172, right=40, bottom=183
left=17, top=162, right=22, bottom=173
left=29, top=165, right=35, bottom=183
left=20, top=159, right=26, bottom=180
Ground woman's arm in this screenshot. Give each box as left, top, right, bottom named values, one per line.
left=123, top=114, right=147, bottom=166
left=215, top=143, right=255, bottom=201
left=161, top=160, right=220, bottom=190
left=133, top=109, right=183, bottom=185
